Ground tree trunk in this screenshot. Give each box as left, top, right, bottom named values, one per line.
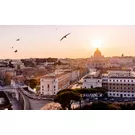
left=68, top=103, right=71, bottom=110
left=79, top=100, right=82, bottom=109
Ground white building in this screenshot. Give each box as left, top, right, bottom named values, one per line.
left=108, top=69, right=134, bottom=77
left=83, top=68, right=135, bottom=98
left=40, top=72, right=71, bottom=95
left=83, top=76, right=102, bottom=89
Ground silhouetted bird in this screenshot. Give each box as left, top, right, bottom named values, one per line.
left=60, top=33, right=71, bottom=41
left=16, top=39, right=20, bottom=41
left=14, top=50, right=18, bottom=53
left=12, top=47, right=13, bottom=48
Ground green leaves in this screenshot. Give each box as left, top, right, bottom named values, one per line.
left=54, top=89, right=81, bottom=110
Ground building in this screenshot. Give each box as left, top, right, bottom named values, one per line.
left=87, top=48, right=109, bottom=69
left=71, top=70, right=80, bottom=82
left=107, top=69, right=134, bottom=77
left=40, top=72, right=71, bottom=95
left=83, top=76, right=102, bottom=89
left=102, top=77, right=135, bottom=98
left=83, top=69, right=135, bottom=98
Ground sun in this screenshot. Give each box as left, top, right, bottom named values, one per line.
left=92, top=40, right=103, bottom=49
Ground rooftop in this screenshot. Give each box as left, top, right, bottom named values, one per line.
left=108, top=69, right=131, bottom=71
left=84, top=75, right=101, bottom=79
left=109, top=77, right=135, bottom=79
left=41, top=72, right=70, bottom=79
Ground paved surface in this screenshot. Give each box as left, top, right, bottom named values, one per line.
left=28, top=98, right=51, bottom=110
left=4, top=92, right=22, bottom=110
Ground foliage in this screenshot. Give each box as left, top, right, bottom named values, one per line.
left=54, top=89, right=81, bottom=110
left=24, top=79, right=38, bottom=89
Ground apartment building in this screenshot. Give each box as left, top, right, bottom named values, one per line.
left=40, top=72, right=71, bottom=95
left=102, top=77, right=135, bottom=98
left=83, top=69, right=135, bottom=98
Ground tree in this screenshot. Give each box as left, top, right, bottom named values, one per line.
left=54, top=89, right=81, bottom=110
left=24, top=79, right=38, bottom=89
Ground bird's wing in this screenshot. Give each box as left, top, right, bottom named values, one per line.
left=65, top=33, right=71, bottom=37
left=60, top=36, right=65, bottom=41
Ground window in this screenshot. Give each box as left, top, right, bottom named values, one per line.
left=132, top=87, right=134, bottom=90
left=117, top=94, right=119, bottom=96
left=128, top=94, right=130, bottom=96
left=42, top=85, right=44, bottom=88
left=132, top=84, right=134, bottom=86
left=113, top=80, right=115, bottom=82
left=117, top=80, right=118, bottom=82
left=128, top=87, right=130, bottom=90
left=120, top=80, right=122, bottom=82
left=132, top=91, right=134, bottom=93
left=110, top=93, right=112, bottom=96
left=54, top=86, right=55, bottom=89
left=48, top=84, right=50, bottom=88
left=132, top=80, right=133, bottom=82
left=132, top=95, right=134, bottom=97
left=128, top=80, right=129, bottom=82
left=121, top=87, right=122, bottom=89
left=124, top=80, right=126, bottom=82
left=113, top=93, right=115, bottom=96
left=124, top=94, right=126, bottom=96
left=98, top=80, right=100, bottom=82
left=128, top=91, right=130, bottom=93
left=54, top=92, right=55, bottom=94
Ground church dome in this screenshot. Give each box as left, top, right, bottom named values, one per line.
left=94, top=48, right=102, bottom=58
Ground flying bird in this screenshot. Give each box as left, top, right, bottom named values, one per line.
left=60, top=33, right=71, bottom=41
left=14, top=50, right=18, bottom=53
left=12, top=47, right=13, bottom=49
left=16, top=39, right=20, bottom=41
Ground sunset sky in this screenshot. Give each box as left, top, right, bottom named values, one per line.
left=0, top=25, right=135, bottom=59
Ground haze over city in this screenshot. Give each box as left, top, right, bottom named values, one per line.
left=1, top=25, right=135, bottom=59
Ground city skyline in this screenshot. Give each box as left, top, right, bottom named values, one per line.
left=1, top=25, right=135, bottom=59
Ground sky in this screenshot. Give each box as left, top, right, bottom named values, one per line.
left=0, top=25, right=135, bottom=59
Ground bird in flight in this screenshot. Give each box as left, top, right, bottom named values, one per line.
left=16, top=39, right=20, bottom=41
left=12, top=47, right=13, bottom=49
left=60, top=33, right=71, bottom=41
left=14, top=50, right=18, bottom=53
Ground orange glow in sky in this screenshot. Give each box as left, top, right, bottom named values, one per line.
left=0, top=25, right=135, bottom=59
